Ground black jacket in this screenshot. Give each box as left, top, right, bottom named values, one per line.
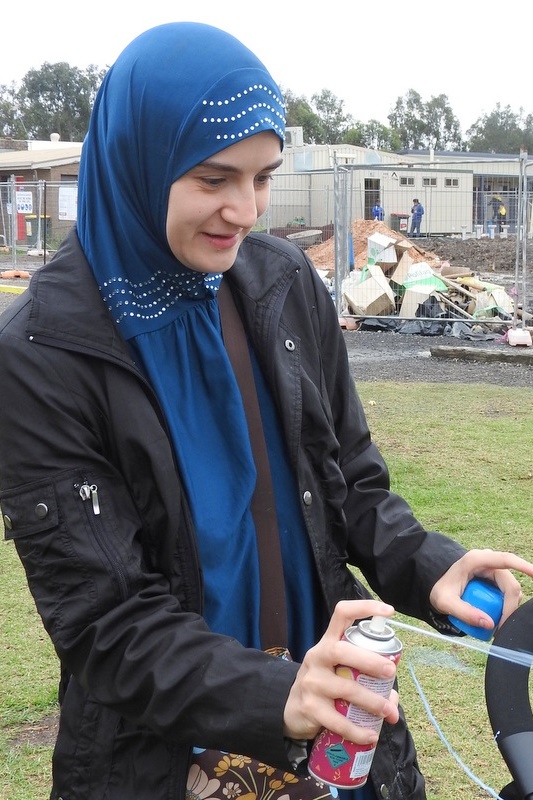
left=0, top=229, right=465, bottom=799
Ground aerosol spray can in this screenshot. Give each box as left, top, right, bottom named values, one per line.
left=308, top=616, right=402, bottom=789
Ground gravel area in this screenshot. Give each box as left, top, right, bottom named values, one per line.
left=343, top=329, right=533, bottom=388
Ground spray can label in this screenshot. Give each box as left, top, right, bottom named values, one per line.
left=307, top=617, right=402, bottom=789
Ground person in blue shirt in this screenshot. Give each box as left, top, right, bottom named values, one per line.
left=371, top=201, right=384, bottom=221
left=410, top=199, right=424, bottom=237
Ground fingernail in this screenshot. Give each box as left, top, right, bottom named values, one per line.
left=382, top=702, right=394, bottom=717
left=383, top=661, right=396, bottom=678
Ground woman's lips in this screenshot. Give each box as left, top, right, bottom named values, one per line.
left=204, top=232, right=241, bottom=249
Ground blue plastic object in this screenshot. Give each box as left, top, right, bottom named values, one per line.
left=449, top=578, right=504, bottom=641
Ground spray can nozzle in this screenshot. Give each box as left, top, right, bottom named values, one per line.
left=357, top=615, right=394, bottom=641
left=369, top=615, right=387, bottom=634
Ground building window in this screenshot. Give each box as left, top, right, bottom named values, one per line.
left=445, top=178, right=459, bottom=188
left=423, top=177, right=437, bottom=187
left=400, top=176, right=415, bottom=186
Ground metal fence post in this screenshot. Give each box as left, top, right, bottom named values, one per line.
left=333, top=155, right=350, bottom=314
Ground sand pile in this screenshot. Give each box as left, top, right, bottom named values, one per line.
left=307, top=219, right=440, bottom=272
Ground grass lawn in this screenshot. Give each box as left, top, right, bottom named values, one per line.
left=1, top=380, right=532, bottom=799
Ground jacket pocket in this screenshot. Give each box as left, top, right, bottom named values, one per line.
left=2, top=479, right=59, bottom=540
left=0, top=469, right=141, bottom=649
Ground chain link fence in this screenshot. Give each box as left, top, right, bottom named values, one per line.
left=1, top=175, right=531, bottom=327
left=0, top=180, right=76, bottom=266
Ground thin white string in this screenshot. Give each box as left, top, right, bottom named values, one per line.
left=407, top=663, right=504, bottom=799
left=389, top=618, right=533, bottom=668
left=385, top=619, right=524, bottom=799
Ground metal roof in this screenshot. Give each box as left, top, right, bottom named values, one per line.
left=0, top=146, right=82, bottom=170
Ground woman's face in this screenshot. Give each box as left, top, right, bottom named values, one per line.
left=166, top=131, right=283, bottom=273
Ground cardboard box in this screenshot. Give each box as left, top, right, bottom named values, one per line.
left=402, top=262, right=447, bottom=292
left=343, top=263, right=395, bottom=316
left=400, top=286, right=443, bottom=318
left=472, top=288, right=514, bottom=318
left=367, top=232, right=397, bottom=266
left=389, top=251, right=414, bottom=288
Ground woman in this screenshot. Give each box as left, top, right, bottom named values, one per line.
left=0, top=22, right=531, bottom=800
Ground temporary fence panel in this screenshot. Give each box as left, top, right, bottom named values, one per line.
left=0, top=179, right=77, bottom=266
left=2, top=172, right=532, bottom=326
left=333, top=159, right=352, bottom=314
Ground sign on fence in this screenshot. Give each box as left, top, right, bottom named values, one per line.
left=15, top=191, right=33, bottom=214
left=58, top=186, right=78, bottom=221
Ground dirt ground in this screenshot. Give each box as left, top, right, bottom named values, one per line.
left=343, top=328, right=533, bottom=388
left=306, top=219, right=518, bottom=274
left=0, top=224, right=524, bottom=297
left=421, top=234, right=517, bottom=275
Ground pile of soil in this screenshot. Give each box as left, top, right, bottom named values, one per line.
left=305, top=219, right=531, bottom=311
left=422, top=235, right=518, bottom=276
left=306, top=219, right=519, bottom=277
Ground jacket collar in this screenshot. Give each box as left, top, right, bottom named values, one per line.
left=27, top=228, right=301, bottom=357
left=28, top=227, right=131, bottom=361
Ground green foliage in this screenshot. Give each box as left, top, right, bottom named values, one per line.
left=388, top=89, right=463, bottom=150
left=310, top=88, right=354, bottom=144
left=284, top=86, right=355, bottom=144
left=424, top=94, right=464, bottom=151
left=343, top=119, right=402, bottom=151
left=285, top=85, right=465, bottom=150
left=0, top=61, right=531, bottom=153
left=466, top=102, right=533, bottom=153
left=283, top=88, right=324, bottom=144
left=388, top=89, right=427, bottom=149
left=1, top=61, right=106, bottom=142
left=0, top=82, right=27, bottom=138
left=19, top=61, right=105, bottom=141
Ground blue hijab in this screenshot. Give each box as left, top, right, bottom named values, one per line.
left=77, top=21, right=284, bottom=335
left=76, top=22, right=288, bottom=646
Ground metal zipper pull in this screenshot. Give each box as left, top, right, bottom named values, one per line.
left=89, top=484, right=100, bottom=515
left=78, top=482, right=101, bottom=515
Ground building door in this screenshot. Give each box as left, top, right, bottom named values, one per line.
left=365, top=178, right=381, bottom=220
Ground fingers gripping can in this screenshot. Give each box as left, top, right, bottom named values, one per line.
left=308, top=616, right=402, bottom=789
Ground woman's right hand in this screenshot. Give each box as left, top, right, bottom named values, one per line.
left=283, top=600, right=399, bottom=744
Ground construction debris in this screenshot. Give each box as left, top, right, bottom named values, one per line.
left=308, top=219, right=531, bottom=334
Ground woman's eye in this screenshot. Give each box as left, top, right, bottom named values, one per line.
left=201, top=177, right=225, bottom=187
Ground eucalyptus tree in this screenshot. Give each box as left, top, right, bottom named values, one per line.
left=17, top=62, right=106, bottom=141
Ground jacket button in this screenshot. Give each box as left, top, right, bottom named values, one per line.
left=35, top=503, right=49, bottom=519
left=284, top=339, right=295, bottom=351
left=302, top=491, right=312, bottom=506
left=380, top=785, right=389, bottom=799
left=3, top=514, right=12, bottom=530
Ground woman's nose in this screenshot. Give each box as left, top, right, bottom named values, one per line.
left=221, top=185, right=258, bottom=228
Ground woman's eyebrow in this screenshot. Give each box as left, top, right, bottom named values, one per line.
left=195, top=157, right=284, bottom=173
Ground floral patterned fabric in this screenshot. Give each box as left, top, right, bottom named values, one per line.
left=187, top=749, right=334, bottom=800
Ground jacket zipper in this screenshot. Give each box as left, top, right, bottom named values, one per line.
left=78, top=481, right=100, bottom=514
left=74, top=480, right=128, bottom=600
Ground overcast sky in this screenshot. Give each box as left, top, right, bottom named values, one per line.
left=2, top=1, right=532, bottom=137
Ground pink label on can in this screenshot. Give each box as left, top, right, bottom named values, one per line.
left=308, top=650, right=401, bottom=788
left=308, top=726, right=375, bottom=788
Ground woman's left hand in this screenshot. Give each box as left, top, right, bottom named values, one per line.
left=429, top=549, right=533, bottom=633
